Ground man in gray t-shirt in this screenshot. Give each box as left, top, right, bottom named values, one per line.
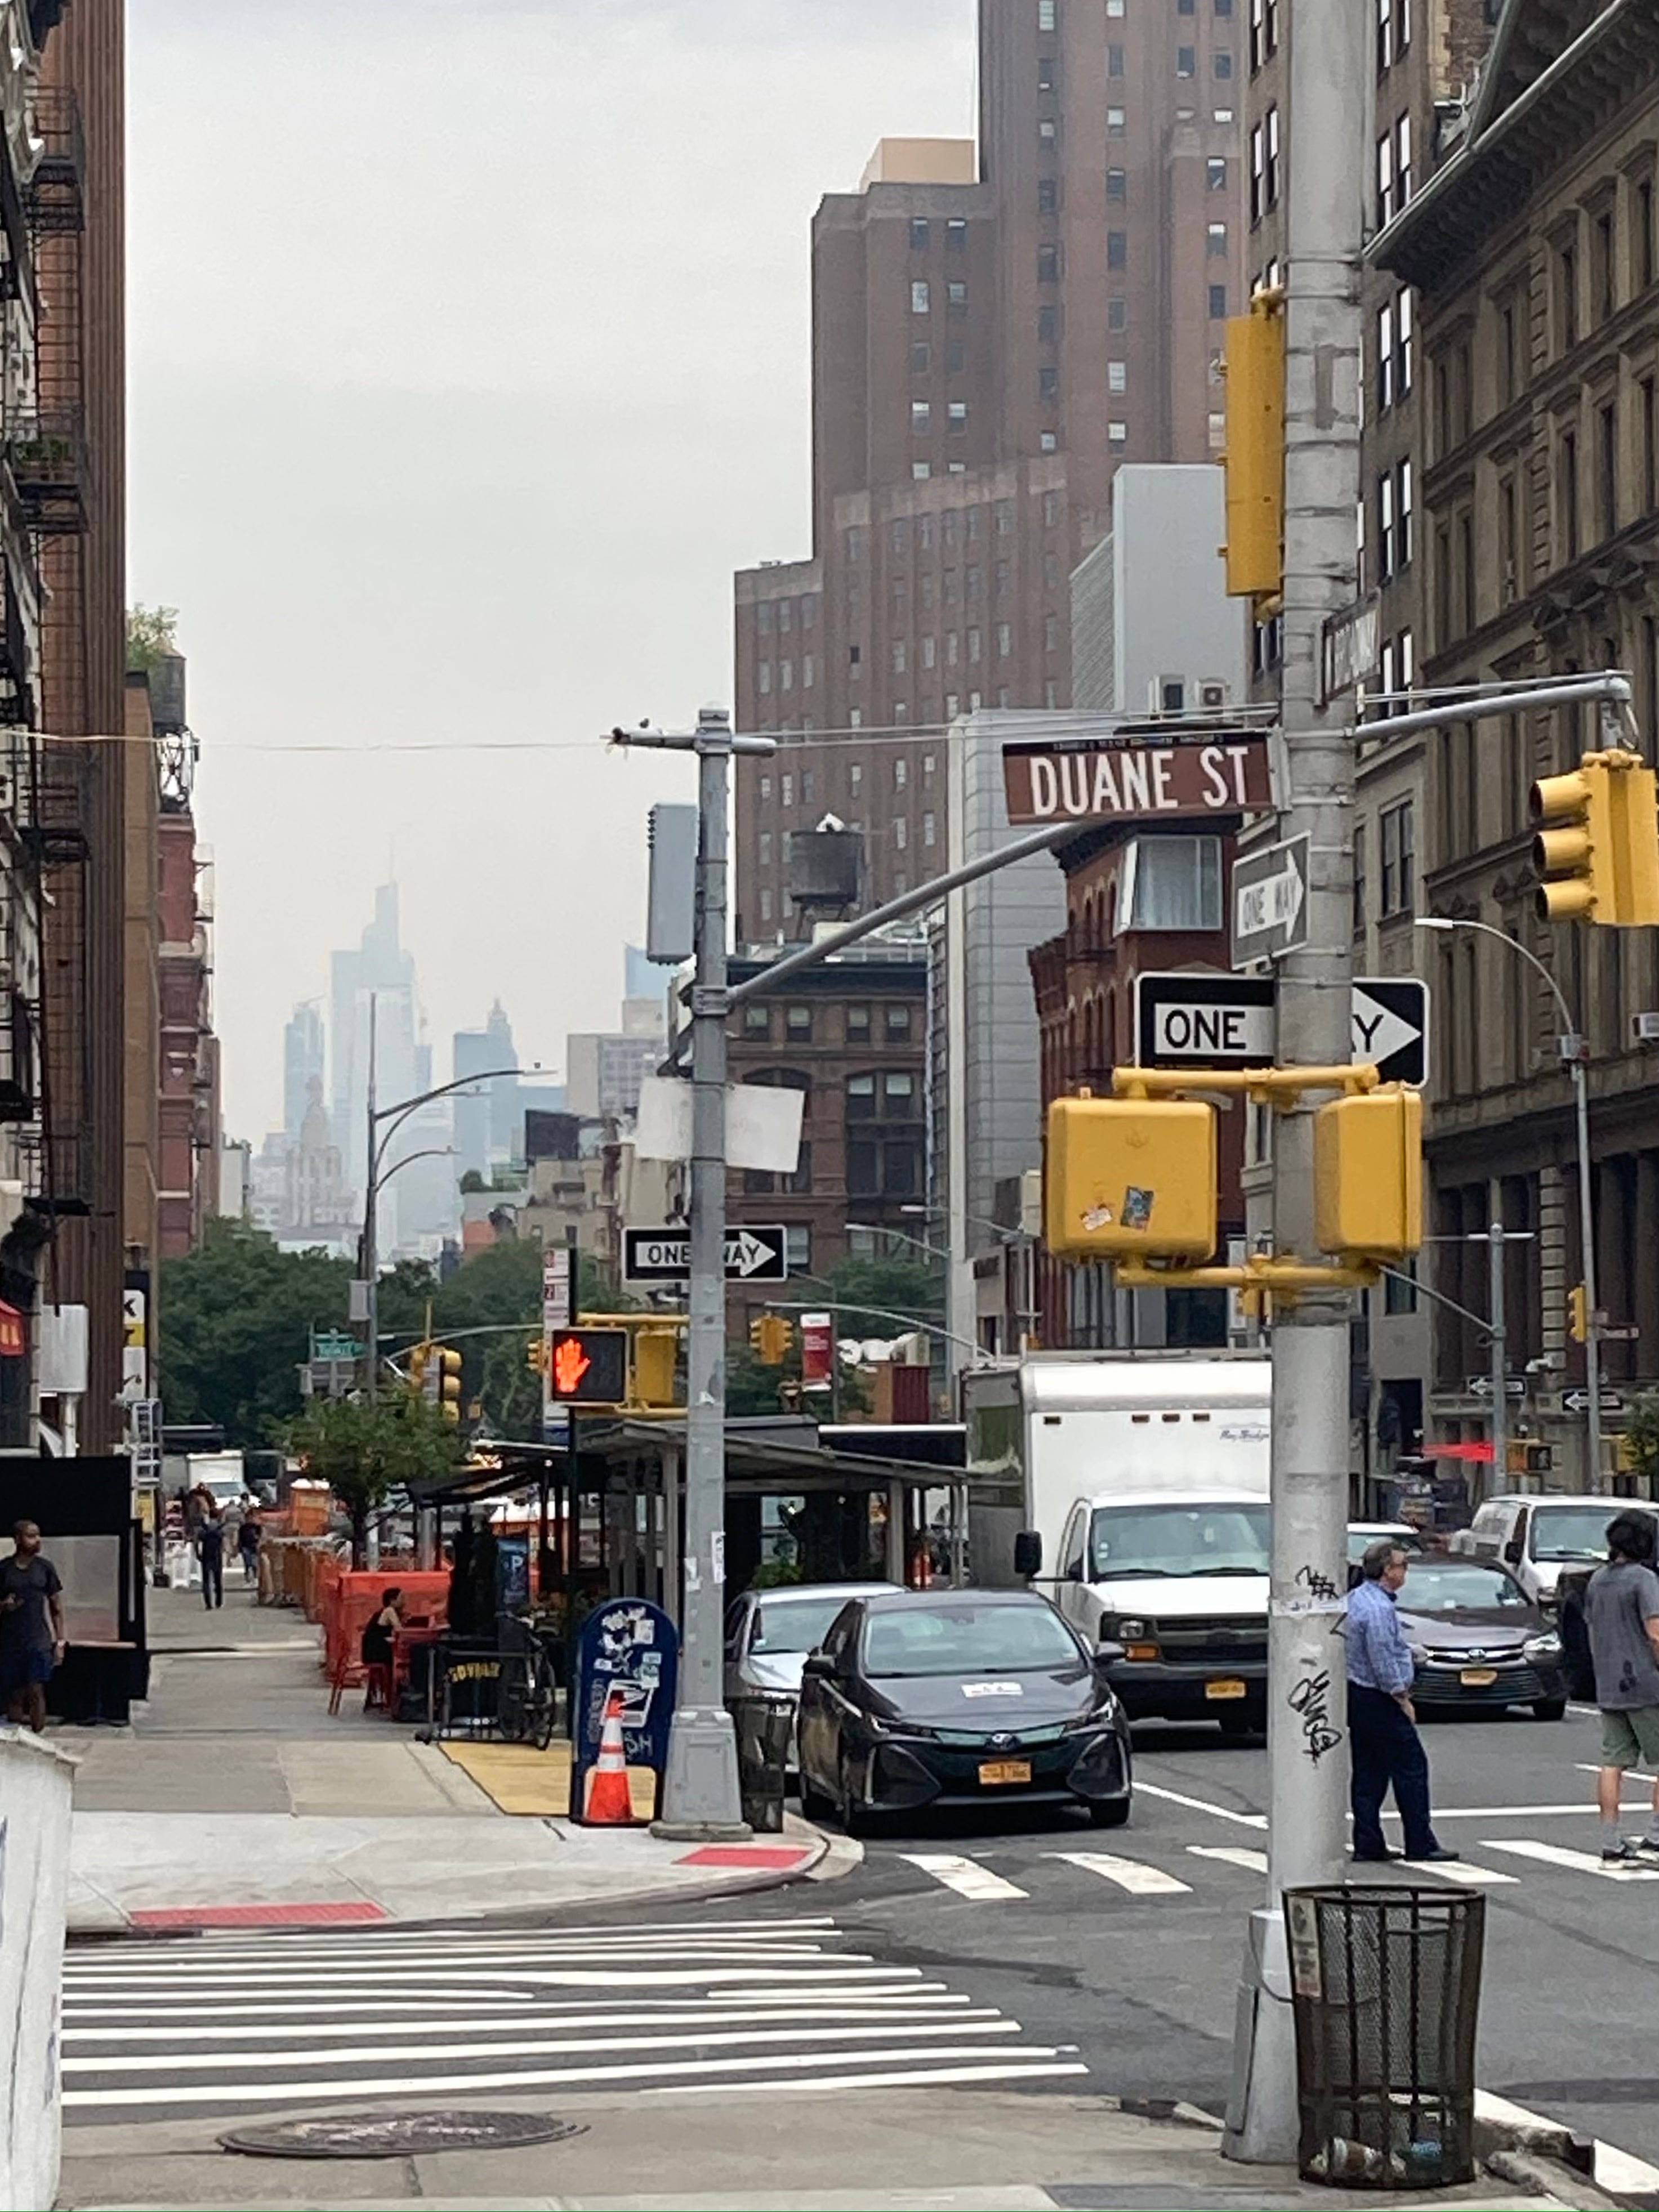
left=1584, top=1511, right=1659, bottom=1862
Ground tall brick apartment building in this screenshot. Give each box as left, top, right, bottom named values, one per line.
left=734, top=0, right=1247, bottom=942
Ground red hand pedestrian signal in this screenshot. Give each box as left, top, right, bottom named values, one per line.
left=552, top=1337, right=591, bottom=1395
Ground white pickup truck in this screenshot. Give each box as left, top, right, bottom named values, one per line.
left=962, top=1352, right=1271, bottom=1730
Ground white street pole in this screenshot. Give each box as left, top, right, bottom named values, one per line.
left=1223, top=0, right=1368, bottom=2164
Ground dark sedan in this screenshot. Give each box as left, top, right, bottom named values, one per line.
left=796, top=1588, right=1132, bottom=1834
left=1395, top=1557, right=1568, bottom=1720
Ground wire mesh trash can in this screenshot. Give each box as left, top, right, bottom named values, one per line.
left=729, top=1693, right=793, bottom=1833
left=1284, top=1885, right=1484, bottom=2189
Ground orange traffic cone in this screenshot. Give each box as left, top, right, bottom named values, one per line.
left=583, top=1691, right=636, bottom=1824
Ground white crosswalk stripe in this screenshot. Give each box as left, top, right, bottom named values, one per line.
left=1479, top=1838, right=1659, bottom=1881
left=1049, top=1850, right=1192, bottom=1896
left=901, top=1853, right=1029, bottom=1901
left=1187, top=1845, right=1269, bottom=1875
left=59, top=1915, right=1082, bottom=2113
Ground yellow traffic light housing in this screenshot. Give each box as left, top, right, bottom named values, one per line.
left=407, top=1342, right=431, bottom=1395
left=1044, top=1093, right=1218, bottom=1261
left=1568, top=1282, right=1589, bottom=1344
left=1313, top=1086, right=1423, bottom=1262
left=527, top=1335, right=546, bottom=1374
left=1531, top=750, right=1659, bottom=925
left=632, top=1326, right=681, bottom=1408
left=750, top=1314, right=793, bottom=1366
left=1219, top=291, right=1286, bottom=611
left=437, top=1347, right=463, bottom=1424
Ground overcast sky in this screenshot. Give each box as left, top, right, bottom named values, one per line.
left=128, top=0, right=975, bottom=1139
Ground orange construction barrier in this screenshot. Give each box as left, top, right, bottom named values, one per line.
left=323, top=1571, right=450, bottom=1686
left=583, top=1692, right=636, bottom=1824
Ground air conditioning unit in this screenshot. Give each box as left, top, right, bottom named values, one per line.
left=1149, top=677, right=1187, bottom=713
left=1197, top=678, right=1230, bottom=711
left=1633, top=1011, right=1659, bottom=1044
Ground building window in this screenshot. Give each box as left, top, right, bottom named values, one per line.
left=1598, top=399, right=1617, bottom=542
left=759, top=774, right=772, bottom=801
left=1208, top=283, right=1228, bottom=319
left=1249, top=0, right=1278, bottom=69
left=1107, top=106, right=1126, bottom=136
left=759, top=887, right=772, bottom=923
left=891, top=641, right=907, bottom=674
left=894, top=757, right=908, bottom=790
left=922, top=811, right=936, bottom=847
left=1207, top=158, right=1228, bottom=194
left=757, top=662, right=772, bottom=695
left=1207, top=220, right=1228, bottom=257
left=1038, top=53, right=1059, bottom=90
left=921, top=635, right=936, bottom=669
left=894, top=817, right=908, bottom=851
left=781, top=773, right=793, bottom=806
left=1043, top=489, right=1063, bottom=525
left=912, top=462, right=931, bottom=480
left=1106, top=168, right=1127, bottom=202
left=910, top=340, right=931, bottom=375
left=1040, top=364, right=1059, bottom=399
left=1353, top=824, right=1366, bottom=935
left=1108, top=360, right=1127, bottom=392
left=909, top=217, right=930, bottom=251
left=1593, top=208, right=1615, bottom=322
left=1557, top=237, right=1578, bottom=349
left=1643, top=375, right=1658, bottom=515
left=1251, top=108, right=1281, bottom=220
left=1394, top=114, right=1411, bottom=210
left=1377, top=302, right=1394, bottom=410
left=1038, top=243, right=1060, bottom=281
left=1560, top=427, right=1580, bottom=561
left=910, top=279, right=929, bottom=315
left=784, top=1226, right=811, bottom=1273
left=1177, top=46, right=1196, bottom=75
left=1379, top=801, right=1414, bottom=916
left=1215, top=50, right=1233, bottom=75
left=1038, top=304, right=1059, bottom=343
left=997, top=622, right=1013, bottom=658
left=1384, top=1258, right=1417, bottom=1315
left=802, top=653, right=814, bottom=689
left=1207, top=409, right=1225, bottom=450
left=1039, top=118, right=1057, bottom=145
left=786, top=1005, right=812, bottom=1040
left=968, top=625, right=982, bottom=662
left=1116, top=836, right=1223, bottom=931
left=1038, top=176, right=1058, bottom=213
left=1376, top=458, right=1412, bottom=578
left=1639, top=177, right=1656, bottom=293
left=1038, top=0, right=1056, bottom=27
left=1109, top=420, right=1129, bottom=446
left=1108, top=296, right=1128, bottom=330
left=1108, top=230, right=1127, bottom=269
left=779, top=658, right=793, bottom=691
left=846, top=1005, right=871, bottom=1043
left=886, top=1003, right=912, bottom=1038
left=911, top=400, right=931, bottom=434
left=946, top=217, right=967, bottom=252
left=846, top=1072, right=876, bottom=1120
left=947, top=280, right=967, bottom=309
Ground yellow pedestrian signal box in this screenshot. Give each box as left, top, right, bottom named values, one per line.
left=1220, top=292, right=1286, bottom=610
left=1531, top=751, right=1659, bottom=925
left=1568, top=1282, right=1589, bottom=1344
left=632, top=1326, right=681, bottom=1408
left=1044, top=1095, right=1217, bottom=1261
left=1313, top=1086, right=1423, bottom=1261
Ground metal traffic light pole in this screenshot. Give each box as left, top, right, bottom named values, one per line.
left=1223, top=0, right=1370, bottom=2164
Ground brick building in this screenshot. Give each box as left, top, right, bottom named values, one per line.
left=722, top=942, right=928, bottom=1339
left=734, top=0, right=1247, bottom=942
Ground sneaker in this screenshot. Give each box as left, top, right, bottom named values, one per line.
left=1633, top=1836, right=1659, bottom=1857
left=1601, top=1838, right=1638, bottom=1864
left=1401, top=1847, right=1461, bottom=1864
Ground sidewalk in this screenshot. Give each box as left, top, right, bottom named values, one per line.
left=54, top=2089, right=1588, bottom=2211
left=61, top=1584, right=826, bottom=1932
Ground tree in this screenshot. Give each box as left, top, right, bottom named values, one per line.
left=823, top=1252, right=942, bottom=1339
left=1622, top=1390, right=1659, bottom=1489
left=287, top=1389, right=462, bottom=1566
left=127, top=603, right=179, bottom=672
left=158, top=1219, right=353, bottom=1445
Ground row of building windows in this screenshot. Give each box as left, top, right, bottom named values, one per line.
left=755, top=656, right=814, bottom=696
left=757, top=757, right=936, bottom=807
left=910, top=279, right=969, bottom=314
left=754, top=597, right=817, bottom=636
left=1249, top=107, right=1281, bottom=223
left=1376, top=0, right=1411, bottom=75
left=1351, top=800, right=1415, bottom=928
left=738, top=1004, right=916, bottom=1050
left=906, top=217, right=968, bottom=254
left=1376, top=113, right=1412, bottom=229
left=1046, top=105, right=1233, bottom=147
left=908, top=339, right=966, bottom=376
left=1248, top=0, right=1279, bottom=73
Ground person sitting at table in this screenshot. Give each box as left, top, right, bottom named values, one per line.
left=361, top=1587, right=404, bottom=1672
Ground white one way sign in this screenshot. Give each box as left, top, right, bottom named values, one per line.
left=1135, top=973, right=1430, bottom=1087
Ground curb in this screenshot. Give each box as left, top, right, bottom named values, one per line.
left=1487, top=2147, right=1623, bottom=2210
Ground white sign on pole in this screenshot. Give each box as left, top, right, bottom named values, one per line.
left=633, top=1075, right=804, bottom=1175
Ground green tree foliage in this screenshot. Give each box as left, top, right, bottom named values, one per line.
left=287, top=1391, right=462, bottom=1566
left=822, top=1252, right=942, bottom=1338
left=126, top=603, right=179, bottom=673
left=158, top=1219, right=351, bottom=1446
left=1622, top=1389, right=1659, bottom=1489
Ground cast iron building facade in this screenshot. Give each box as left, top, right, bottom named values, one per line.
left=734, top=0, right=1246, bottom=942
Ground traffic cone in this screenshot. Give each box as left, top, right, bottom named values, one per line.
left=583, top=1691, right=636, bottom=1824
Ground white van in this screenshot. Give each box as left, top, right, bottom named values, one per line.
left=1456, top=1494, right=1656, bottom=1604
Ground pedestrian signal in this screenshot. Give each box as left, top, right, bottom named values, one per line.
left=548, top=1328, right=628, bottom=1405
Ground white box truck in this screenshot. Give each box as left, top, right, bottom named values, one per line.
left=962, top=1352, right=1271, bottom=1730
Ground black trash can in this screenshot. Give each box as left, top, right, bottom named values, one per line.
left=1285, top=1885, right=1484, bottom=2189
left=730, top=1693, right=793, bottom=1834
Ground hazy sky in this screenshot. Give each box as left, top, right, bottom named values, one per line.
left=128, top=0, right=975, bottom=1138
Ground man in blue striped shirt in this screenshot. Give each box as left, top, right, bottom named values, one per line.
left=1346, top=1539, right=1458, bottom=1863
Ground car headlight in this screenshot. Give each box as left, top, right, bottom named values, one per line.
left=1110, top=1619, right=1147, bottom=1640
left=868, top=1713, right=936, bottom=1740
left=1523, top=1632, right=1562, bottom=1661
left=1063, top=1706, right=1117, bottom=1733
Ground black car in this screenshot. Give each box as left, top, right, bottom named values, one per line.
left=1394, top=1557, right=1568, bottom=1719
left=796, top=1587, right=1133, bottom=1834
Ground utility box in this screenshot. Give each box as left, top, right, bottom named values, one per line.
left=1044, top=1095, right=1217, bottom=1261
left=645, top=803, right=698, bottom=964
left=1314, top=1087, right=1422, bottom=1260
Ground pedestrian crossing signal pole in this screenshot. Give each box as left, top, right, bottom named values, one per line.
left=1222, top=0, right=1370, bottom=2166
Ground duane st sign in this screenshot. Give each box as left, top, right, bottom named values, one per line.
left=1002, top=727, right=1274, bottom=828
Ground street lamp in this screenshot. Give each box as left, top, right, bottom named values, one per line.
left=844, top=1220, right=951, bottom=1268
left=901, top=1203, right=1037, bottom=1350
left=1415, top=915, right=1602, bottom=1487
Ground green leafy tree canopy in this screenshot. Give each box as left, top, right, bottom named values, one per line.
left=158, top=1218, right=351, bottom=1447
left=287, top=1391, right=462, bottom=1565
left=127, top=603, right=179, bottom=673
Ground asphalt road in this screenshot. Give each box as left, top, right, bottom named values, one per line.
left=771, top=1700, right=1659, bottom=2173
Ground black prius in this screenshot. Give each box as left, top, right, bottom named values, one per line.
left=795, top=1587, right=1132, bottom=1834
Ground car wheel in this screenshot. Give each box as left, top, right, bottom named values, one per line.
left=1532, top=1696, right=1568, bottom=1721
left=1087, top=1796, right=1131, bottom=1828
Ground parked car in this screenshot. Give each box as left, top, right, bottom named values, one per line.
left=796, top=1587, right=1132, bottom=1834
left=1451, top=1495, right=1657, bottom=1607
left=1393, top=1556, right=1567, bottom=1719
left=1348, top=1522, right=1426, bottom=1566
left=724, top=1583, right=899, bottom=1766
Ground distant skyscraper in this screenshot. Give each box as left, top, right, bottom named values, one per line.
left=283, top=1002, right=324, bottom=1141
left=453, top=1000, right=522, bottom=1178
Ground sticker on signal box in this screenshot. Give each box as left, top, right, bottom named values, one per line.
left=961, top=1681, right=1023, bottom=1698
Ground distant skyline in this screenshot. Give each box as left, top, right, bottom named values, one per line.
left=127, top=0, right=975, bottom=1138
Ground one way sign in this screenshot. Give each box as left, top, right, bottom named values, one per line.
left=624, top=1224, right=790, bottom=1284
left=1135, top=973, right=1430, bottom=1087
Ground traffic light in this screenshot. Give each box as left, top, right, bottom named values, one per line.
left=436, top=1347, right=463, bottom=1424
left=408, top=1341, right=431, bottom=1396
left=1043, top=1094, right=1218, bottom=1261
left=1313, top=1087, right=1424, bottom=1262
left=527, top=1335, right=546, bottom=1375
left=1568, top=1282, right=1589, bottom=1343
left=547, top=1326, right=628, bottom=1406
left=1219, top=290, right=1286, bottom=610
left=1531, top=750, right=1659, bottom=925
left=632, top=1326, right=681, bottom=1408
left=748, top=1315, right=794, bottom=1366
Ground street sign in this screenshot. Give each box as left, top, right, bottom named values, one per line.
left=1320, top=593, right=1380, bottom=704
left=1602, top=1322, right=1642, bottom=1342
left=1233, top=835, right=1309, bottom=964
left=1564, top=1388, right=1624, bottom=1415
left=1001, top=726, right=1274, bottom=828
left=542, top=1246, right=572, bottom=1331
left=313, top=1329, right=363, bottom=1362
left=1134, top=972, right=1429, bottom=1085
left=1466, top=1375, right=1526, bottom=1401
left=624, top=1224, right=788, bottom=1284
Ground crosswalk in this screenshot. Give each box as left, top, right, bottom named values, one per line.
left=59, top=1914, right=1085, bottom=2117
left=891, top=1833, right=1659, bottom=1903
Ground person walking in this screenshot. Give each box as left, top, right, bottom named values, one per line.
left=1, top=1520, right=65, bottom=1731
left=1345, top=1537, right=1459, bottom=1865
left=237, top=1502, right=261, bottom=1588
left=1583, top=1509, right=1659, bottom=1864
left=195, top=1502, right=225, bottom=1611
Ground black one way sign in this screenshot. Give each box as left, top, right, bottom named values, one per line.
left=624, top=1224, right=789, bottom=1284
left=1134, top=972, right=1430, bottom=1087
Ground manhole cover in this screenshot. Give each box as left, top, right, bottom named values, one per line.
left=219, top=2110, right=587, bottom=2160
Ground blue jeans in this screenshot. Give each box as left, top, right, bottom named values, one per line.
left=1349, top=1683, right=1439, bottom=1858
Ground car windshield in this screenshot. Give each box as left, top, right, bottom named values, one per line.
left=1398, top=1563, right=1527, bottom=1611
left=1531, top=1505, right=1630, bottom=1562
left=1089, top=1503, right=1269, bottom=1581
left=863, top=1603, right=1080, bottom=1678
left=750, top=1596, right=854, bottom=1656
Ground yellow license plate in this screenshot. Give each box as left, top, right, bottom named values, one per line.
left=1206, top=1679, right=1248, bottom=1700
left=979, top=1759, right=1032, bottom=1785
left=1460, top=1668, right=1497, bottom=1688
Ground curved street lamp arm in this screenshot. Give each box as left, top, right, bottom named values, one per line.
left=371, top=1066, right=522, bottom=1178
